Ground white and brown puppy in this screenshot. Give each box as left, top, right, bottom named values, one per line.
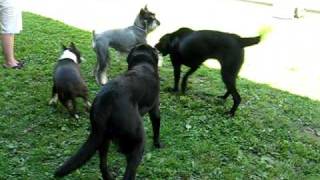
left=49, top=42, right=90, bottom=119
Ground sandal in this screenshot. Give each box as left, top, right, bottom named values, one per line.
left=18, top=60, right=25, bottom=66
left=2, top=63, right=23, bottom=69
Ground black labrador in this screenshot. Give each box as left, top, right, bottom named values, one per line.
left=155, top=27, right=264, bottom=116
left=54, top=44, right=162, bottom=180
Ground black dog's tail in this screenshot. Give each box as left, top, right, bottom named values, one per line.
left=239, top=26, right=272, bottom=47
left=92, top=30, right=96, bottom=39
left=54, top=131, right=104, bottom=177
left=92, top=30, right=96, bottom=49
left=239, top=36, right=261, bottom=47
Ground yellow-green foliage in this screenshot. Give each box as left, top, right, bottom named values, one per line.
left=258, top=25, right=272, bottom=41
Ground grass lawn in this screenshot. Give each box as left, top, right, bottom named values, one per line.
left=1, top=12, right=320, bottom=179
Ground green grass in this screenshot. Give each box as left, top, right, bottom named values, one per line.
left=1, top=12, right=320, bottom=179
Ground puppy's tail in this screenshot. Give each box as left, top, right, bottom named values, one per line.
left=92, top=30, right=96, bottom=39
left=239, top=25, right=272, bottom=47
left=54, top=131, right=104, bottom=177
left=92, top=30, right=96, bottom=49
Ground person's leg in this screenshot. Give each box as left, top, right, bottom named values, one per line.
left=0, top=0, right=23, bottom=68
left=1, top=33, right=19, bottom=67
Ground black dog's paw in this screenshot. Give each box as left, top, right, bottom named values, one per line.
left=217, top=95, right=224, bottom=99
left=73, top=114, right=80, bottom=120
left=159, top=76, right=166, bottom=82
left=48, top=103, right=58, bottom=108
left=181, top=89, right=188, bottom=95
left=48, top=99, right=58, bottom=107
left=101, top=171, right=114, bottom=180
left=181, top=86, right=191, bottom=94
left=217, top=95, right=228, bottom=100
left=86, top=125, right=92, bottom=132
left=85, top=106, right=90, bottom=113
left=224, top=111, right=235, bottom=117
left=154, top=142, right=164, bottom=149
left=165, top=87, right=179, bottom=93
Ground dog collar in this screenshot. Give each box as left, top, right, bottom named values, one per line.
left=134, top=24, right=146, bottom=33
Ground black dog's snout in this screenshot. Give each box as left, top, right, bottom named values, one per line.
left=154, top=43, right=159, bottom=50
left=155, top=48, right=160, bottom=54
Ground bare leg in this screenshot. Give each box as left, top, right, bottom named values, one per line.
left=1, top=34, right=20, bottom=67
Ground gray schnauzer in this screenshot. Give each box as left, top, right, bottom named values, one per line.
left=92, top=5, right=160, bottom=85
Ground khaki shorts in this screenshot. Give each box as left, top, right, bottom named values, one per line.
left=0, top=0, right=22, bottom=34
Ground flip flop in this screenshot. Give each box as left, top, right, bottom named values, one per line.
left=2, top=63, right=23, bottom=69
left=18, top=60, right=25, bottom=66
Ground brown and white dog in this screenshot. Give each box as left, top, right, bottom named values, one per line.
left=49, top=42, right=90, bottom=119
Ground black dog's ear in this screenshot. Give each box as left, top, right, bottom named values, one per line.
left=144, top=5, right=148, bottom=11
left=155, top=33, right=173, bottom=56
left=126, top=44, right=145, bottom=67
left=151, top=46, right=159, bottom=55
left=138, top=44, right=158, bottom=61
left=162, top=33, right=179, bottom=50
left=169, top=37, right=179, bottom=49
left=127, top=44, right=159, bottom=69
left=69, top=42, right=76, bottom=49
left=61, top=43, right=67, bottom=50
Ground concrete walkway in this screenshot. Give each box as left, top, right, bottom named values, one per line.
left=21, top=0, right=320, bottom=101
left=240, top=0, right=320, bottom=13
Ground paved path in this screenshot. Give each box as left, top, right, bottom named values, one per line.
left=240, top=0, right=320, bottom=12
left=22, top=0, right=320, bottom=100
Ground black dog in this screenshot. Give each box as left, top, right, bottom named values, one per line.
left=155, top=27, right=265, bottom=116
left=54, top=44, right=162, bottom=180
left=49, top=42, right=90, bottom=119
